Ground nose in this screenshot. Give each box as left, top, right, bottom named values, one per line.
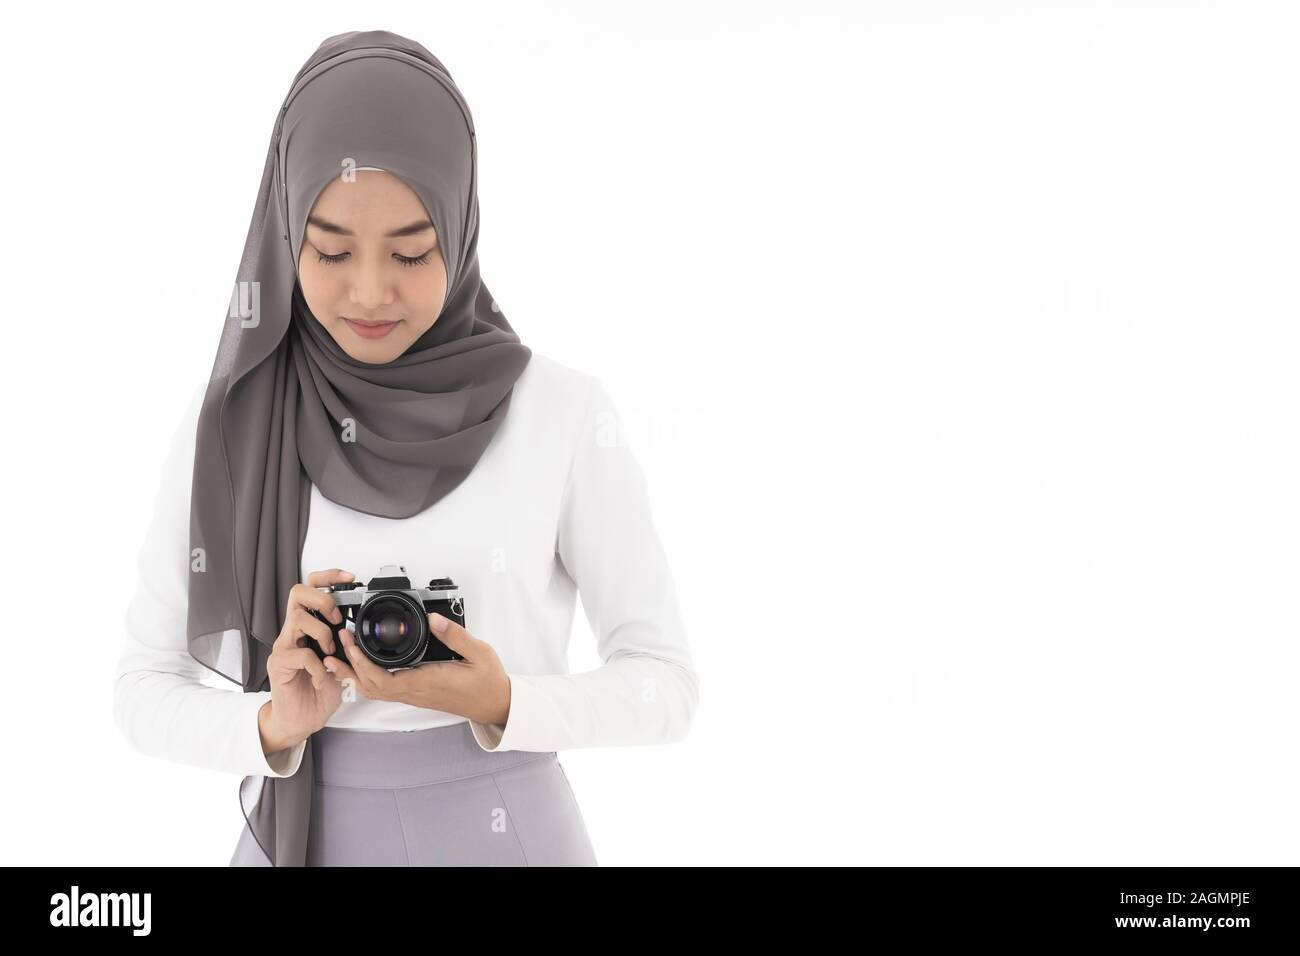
left=348, top=254, right=396, bottom=312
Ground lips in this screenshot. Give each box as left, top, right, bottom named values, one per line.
left=344, top=317, right=400, bottom=340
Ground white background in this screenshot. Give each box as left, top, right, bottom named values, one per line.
left=2, top=0, right=1297, bottom=865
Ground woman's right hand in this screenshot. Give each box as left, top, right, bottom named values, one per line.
left=258, top=568, right=356, bottom=757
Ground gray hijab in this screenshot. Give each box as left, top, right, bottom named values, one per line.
left=186, top=30, right=531, bottom=865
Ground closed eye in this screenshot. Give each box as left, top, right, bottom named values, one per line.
left=315, top=249, right=435, bottom=268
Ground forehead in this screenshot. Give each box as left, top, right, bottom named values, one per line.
left=308, top=170, right=432, bottom=228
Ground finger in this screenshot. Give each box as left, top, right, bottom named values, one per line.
left=274, top=606, right=336, bottom=654
left=336, top=621, right=359, bottom=655
left=428, top=613, right=476, bottom=660
left=277, top=647, right=331, bottom=690
left=305, top=568, right=356, bottom=588
left=341, top=638, right=397, bottom=696
left=323, top=653, right=358, bottom=685
left=285, top=582, right=345, bottom=632
left=383, top=665, right=425, bottom=698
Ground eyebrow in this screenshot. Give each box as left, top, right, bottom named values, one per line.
left=306, top=215, right=435, bottom=239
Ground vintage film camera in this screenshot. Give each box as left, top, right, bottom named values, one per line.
left=305, top=564, right=466, bottom=670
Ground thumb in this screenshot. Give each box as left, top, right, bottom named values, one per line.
left=428, top=613, right=472, bottom=658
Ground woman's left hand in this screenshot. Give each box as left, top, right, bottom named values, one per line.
left=325, top=613, right=512, bottom=725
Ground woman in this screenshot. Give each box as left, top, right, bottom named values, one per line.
left=112, top=29, right=699, bottom=866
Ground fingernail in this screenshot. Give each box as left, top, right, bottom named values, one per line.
left=324, top=661, right=335, bottom=673
left=429, top=612, right=448, bottom=633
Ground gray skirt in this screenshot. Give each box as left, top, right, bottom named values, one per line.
left=229, top=720, right=598, bottom=866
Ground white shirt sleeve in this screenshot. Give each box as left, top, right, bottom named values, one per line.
left=112, top=384, right=308, bottom=778
left=467, top=375, right=701, bottom=752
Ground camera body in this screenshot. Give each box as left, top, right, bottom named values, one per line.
left=306, top=564, right=466, bottom=670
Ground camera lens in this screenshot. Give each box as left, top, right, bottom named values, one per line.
left=368, top=610, right=408, bottom=646
left=356, top=593, right=425, bottom=665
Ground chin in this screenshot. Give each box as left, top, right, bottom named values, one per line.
left=332, top=330, right=411, bottom=364
left=349, top=342, right=410, bottom=364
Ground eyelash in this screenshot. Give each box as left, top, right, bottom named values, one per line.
left=316, top=250, right=432, bottom=268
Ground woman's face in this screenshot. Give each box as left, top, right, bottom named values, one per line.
left=297, top=169, right=448, bottom=363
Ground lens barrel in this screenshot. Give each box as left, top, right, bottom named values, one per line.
left=355, top=590, right=427, bottom=666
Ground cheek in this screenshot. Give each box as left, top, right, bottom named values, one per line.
left=399, top=261, right=449, bottom=314
left=298, top=258, right=346, bottom=307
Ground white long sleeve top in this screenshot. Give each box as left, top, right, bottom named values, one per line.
left=113, top=353, right=699, bottom=780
